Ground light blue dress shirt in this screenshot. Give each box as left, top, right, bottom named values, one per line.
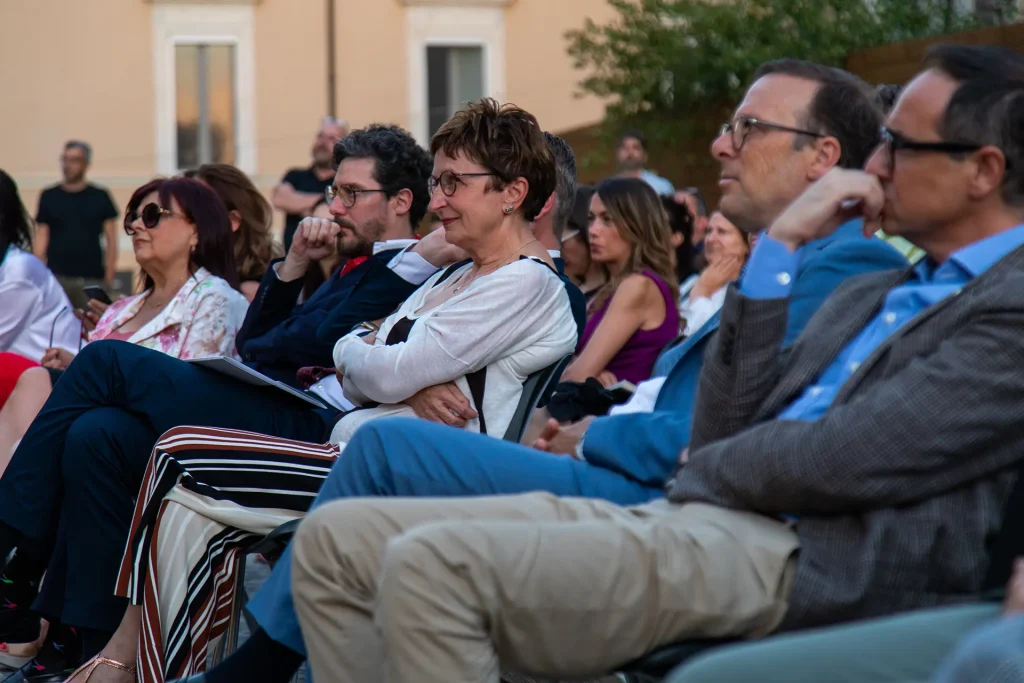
left=640, top=170, right=675, bottom=196
left=741, top=223, right=1024, bottom=422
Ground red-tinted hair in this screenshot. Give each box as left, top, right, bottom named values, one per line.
left=127, top=177, right=240, bottom=292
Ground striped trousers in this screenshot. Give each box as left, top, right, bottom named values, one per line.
left=114, top=426, right=341, bottom=683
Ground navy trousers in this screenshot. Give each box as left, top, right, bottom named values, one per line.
left=0, top=341, right=330, bottom=630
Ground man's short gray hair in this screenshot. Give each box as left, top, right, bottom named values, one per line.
left=543, top=132, right=578, bottom=241
left=64, top=140, right=92, bottom=163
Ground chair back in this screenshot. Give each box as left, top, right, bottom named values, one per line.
left=502, top=355, right=571, bottom=442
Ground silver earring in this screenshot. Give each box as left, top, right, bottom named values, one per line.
left=503, top=205, right=514, bottom=214
left=190, top=245, right=196, bottom=254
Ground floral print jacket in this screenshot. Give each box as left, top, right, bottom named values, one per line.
left=91, top=268, right=249, bottom=359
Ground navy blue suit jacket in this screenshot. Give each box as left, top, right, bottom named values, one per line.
left=236, top=250, right=417, bottom=386
left=582, top=222, right=910, bottom=486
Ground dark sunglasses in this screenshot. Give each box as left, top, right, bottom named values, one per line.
left=878, top=127, right=983, bottom=174
left=124, top=203, right=188, bottom=236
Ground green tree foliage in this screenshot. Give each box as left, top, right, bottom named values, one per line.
left=566, top=0, right=1016, bottom=154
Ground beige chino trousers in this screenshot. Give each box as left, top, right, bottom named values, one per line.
left=290, top=493, right=799, bottom=683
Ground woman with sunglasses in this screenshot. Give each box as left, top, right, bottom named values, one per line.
left=0, top=177, right=248, bottom=672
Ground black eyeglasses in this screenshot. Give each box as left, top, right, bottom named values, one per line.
left=325, top=184, right=387, bottom=208
left=427, top=171, right=497, bottom=197
left=124, top=203, right=188, bottom=236
left=719, top=116, right=825, bottom=151
left=878, top=126, right=982, bottom=174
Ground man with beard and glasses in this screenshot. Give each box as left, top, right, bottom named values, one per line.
left=235, top=124, right=462, bottom=386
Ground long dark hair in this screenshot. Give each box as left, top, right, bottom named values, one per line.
left=185, top=164, right=280, bottom=282
left=127, top=177, right=240, bottom=292
left=661, top=195, right=697, bottom=283
left=0, top=170, right=34, bottom=258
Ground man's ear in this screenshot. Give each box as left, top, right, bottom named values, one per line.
left=968, top=145, right=1009, bottom=202
left=534, top=192, right=556, bottom=222
left=391, top=188, right=413, bottom=216
left=807, top=136, right=843, bottom=182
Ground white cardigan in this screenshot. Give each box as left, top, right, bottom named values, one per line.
left=331, top=258, right=577, bottom=443
left=0, top=246, right=80, bottom=360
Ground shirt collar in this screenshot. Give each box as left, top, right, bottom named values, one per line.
left=914, top=223, right=1024, bottom=282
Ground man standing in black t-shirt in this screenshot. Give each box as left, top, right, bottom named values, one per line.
left=272, top=117, right=349, bottom=252
left=34, top=140, right=119, bottom=309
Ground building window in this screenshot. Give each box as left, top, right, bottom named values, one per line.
left=175, top=44, right=237, bottom=168
left=152, top=3, right=256, bottom=175
left=426, top=46, right=484, bottom=136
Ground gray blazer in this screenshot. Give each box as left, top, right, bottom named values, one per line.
left=668, top=244, right=1024, bottom=631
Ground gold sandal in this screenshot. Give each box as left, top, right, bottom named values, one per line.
left=65, top=656, right=136, bottom=682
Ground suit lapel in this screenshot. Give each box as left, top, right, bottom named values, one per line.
left=754, top=268, right=911, bottom=420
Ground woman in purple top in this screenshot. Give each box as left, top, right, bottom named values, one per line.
left=561, top=177, right=679, bottom=386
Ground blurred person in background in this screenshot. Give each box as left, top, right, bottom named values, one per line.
left=661, top=194, right=698, bottom=286
left=677, top=211, right=749, bottom=337
left=615, top=129, right=675, bottom=195
left=676, top=186, right=710, bottom=255
left=273, top=117, right=349, bottom=252
left=561, top=185, right=607, bottom=303
left=33, top=141, right=119, bottom=308
left=185, top=164, right=281, bottom=301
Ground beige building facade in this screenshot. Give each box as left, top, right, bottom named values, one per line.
left=0, top=0, right=614, bottom=272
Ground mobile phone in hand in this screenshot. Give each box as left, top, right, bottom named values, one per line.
left=83, top=285, right=113, bottom=305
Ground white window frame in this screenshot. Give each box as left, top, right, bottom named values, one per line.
left=151, top=4, right=257, bottom=175
left=406, top=6, right=506, bottom=146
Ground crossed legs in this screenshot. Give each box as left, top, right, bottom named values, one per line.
left=291, top=495, right=799, bottom=683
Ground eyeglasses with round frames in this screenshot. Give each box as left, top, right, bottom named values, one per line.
left=427, top=170, right=498, bottom=197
